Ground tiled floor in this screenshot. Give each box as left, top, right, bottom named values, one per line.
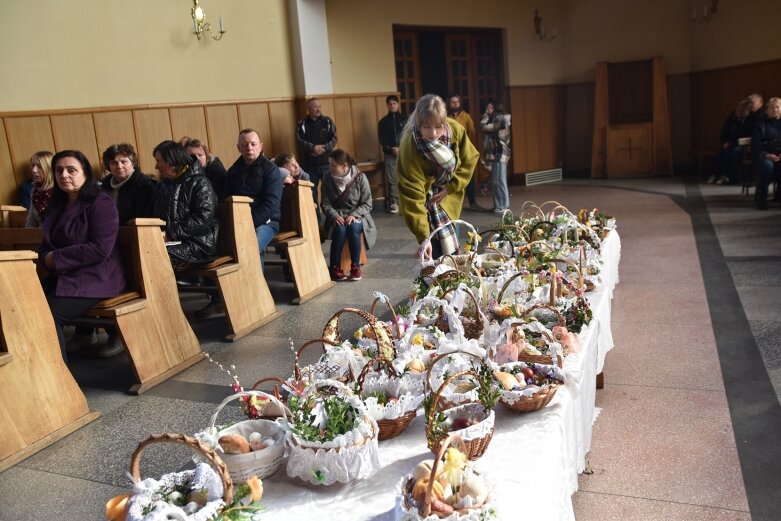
left=1, top=176, right=779, bottom=520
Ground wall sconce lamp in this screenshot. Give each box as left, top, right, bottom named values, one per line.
left=533, top=9, right=557, bottom=42
left=192, top=0, right=225, bottom=41
left=691, top=0, right=719, bottom=24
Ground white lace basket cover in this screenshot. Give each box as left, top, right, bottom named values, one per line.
left=494, top=361, right=566, bottom=405
left=285, top=379, right=381, bottom=485
left=126, top=462, right=224, bottom=521
left=360, top=371, right=425, bottom=421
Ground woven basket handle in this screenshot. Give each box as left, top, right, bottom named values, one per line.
left=322, top=307, right=395, bottom=362
left=425, top=369, right=480, bottom=428
left=207, top=391, right=292, bottom=433
left=130, top=433, right=234, bottom=504
left=369, top=295, right=401, bottom=340
left=355, top=357, right=399, bottom=394
left=548, top=257, right=584, bottom=290
left=294, top=338, right=342, bottom=380
left=424, top=350, right=484, bottom=395
left=439, top=285, right=487, bottom=326
left=421, top=433, right=468, bottom=517
left=519, top=202, right=545, bottom=220
left=496, top=271, right=527, bottom=304
left=419, top=219, right=478, bottom=262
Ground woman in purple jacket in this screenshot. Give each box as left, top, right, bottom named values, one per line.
left=40, top=150, right=126, bottom=360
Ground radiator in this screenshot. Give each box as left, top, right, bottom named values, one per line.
left=524, top=168, right=563, bottom=186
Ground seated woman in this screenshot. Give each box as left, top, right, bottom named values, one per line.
left=100, top=143, right=156, bottom=224
left=24, top=151, right=55, bottom=228
left=321, top=149, right=376, bottom=281
left=184, top=137, right=228, bottom=198
left=39, top=150, right=126, bottom=360
left=273, top=152, right=311, bottom=185
left=148, top=140, right=219, bottom=272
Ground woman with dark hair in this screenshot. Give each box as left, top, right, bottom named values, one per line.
left=183, top=137, right=228, bottom=198
left=321, top=149, right=376, bottom=281
left=40, top=150, right=126, bottom=360
left=100, top=143, right=156, bottom=224
left=24, top=150, right=55, bottom=227
left=148, top=140, right=219, bottom=271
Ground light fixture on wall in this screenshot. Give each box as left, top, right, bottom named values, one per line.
left=691, top=0, right=719, bottom=24
left=191, top=0, right=225, bottom=41
left=533, top=9, right=557, bottom=42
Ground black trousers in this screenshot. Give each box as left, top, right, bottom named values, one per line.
left=43, top=278, right=102, bottom=360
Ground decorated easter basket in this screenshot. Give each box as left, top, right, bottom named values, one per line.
left=399, top=434, right=497, bottom=520
left=418, top=220, right=478, bottom=278
left=436, top=285, right=486, bottom=341
left=322, top=306, right=395, bottom=362
left=199, top=391, right=290, bottom=481
left=425, top=369, right=496, bottom=461
left=424, top=351, right=484, bottom=410
left=114, top=433, right=261, bottom=521
left=495, top=362, right=564, bottom=413
left=293, top=337, right=361, bottom=384
left=285, top=379, right=381, bottom=485
left=369, top=292, right=404, bottom=341
left=489, top=321, right=564, bottom=369
left=356, top=357, right=422, bottom=441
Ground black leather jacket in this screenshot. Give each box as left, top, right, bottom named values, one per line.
left=147, top=159, right=219, bottom=264
left=378, top=111, right=407, bottom=156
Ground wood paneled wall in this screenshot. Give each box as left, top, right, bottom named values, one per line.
left=0, top=93, right=394, bottom=205
left=690, top=58, right=781, bottom=152
left=508, top=85, right=567, bottom=179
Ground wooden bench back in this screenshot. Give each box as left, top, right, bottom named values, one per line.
left=1, top=206, right=27, bottom=228
left=279, top=180, right=318, bottom=241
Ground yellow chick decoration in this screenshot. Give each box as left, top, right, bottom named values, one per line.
left=437, top=447, right=469, bottom=489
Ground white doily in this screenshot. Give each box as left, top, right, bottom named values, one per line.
left=125, top=462, right=224, bottom=521
left=360, top=372, right=424, bottom=421
left=437, top=404, right=495, bottom=442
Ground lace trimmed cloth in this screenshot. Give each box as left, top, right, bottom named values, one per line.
left=360, top=372, right=425, bottom=421
left=125, top=462, right=224, bottom=521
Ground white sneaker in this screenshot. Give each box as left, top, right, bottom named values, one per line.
left=389, top=203, right=399, bottom=214
left=716, top=175, right=729, bottom=185
left=706, top=175, right=717, bottom=184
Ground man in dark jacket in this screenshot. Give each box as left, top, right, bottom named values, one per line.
left=377, top=94, right=406, bottom=214
left=224, top=128, right=283, bottom=267
left=296, top=98, right=337, bottom=202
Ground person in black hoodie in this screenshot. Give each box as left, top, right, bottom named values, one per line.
left=296, top=98, right=337, bottom=202
left=100, top=143, right=156, bottom=224
left=377, top=94, right=407, bottom=214
left=148, top=140, right=219, bottom=270
left=708, top=100, right=750, bottom=185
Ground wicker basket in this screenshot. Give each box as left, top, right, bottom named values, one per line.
left=124, top=433, right=235, bottom=521
left=424, top=351, right=483, bottom=410
left=418, top=219, right=478, bottom=277
left=293, top=337, right=353, bottom=383
left=435, top=285, right=485, bottom=341
left=399, top=433, right=495, bottom=520
left=322, top=307, right=395, bottom=362
left=496, top=362, right=563, bottom=413
left=370, top=293, right=403, bottom=341
left=356, top=358, right=419, bottom=441
left=426, top=369, right=495, bottom=461
left=202, top=391, right=290, bottom=481
left=285, top=379, right=380, bottom=485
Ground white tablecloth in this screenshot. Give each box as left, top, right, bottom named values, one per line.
left=261, top=231, right=622, bottom=521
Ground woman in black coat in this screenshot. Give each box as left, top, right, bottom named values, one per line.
left=99, top=143, right=156, bottom=224
left=148, top=140, right=219, bottom=270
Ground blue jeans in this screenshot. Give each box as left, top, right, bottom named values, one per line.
left=329, top=221, right=363, bottom=268
left=755, top=158, right=780, bottom=202
left=255, top=224, right=277, bottom=271
left=491, top=161, right=509, bottom=210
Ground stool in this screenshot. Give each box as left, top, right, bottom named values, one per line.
left=340, top=232, right=367, bottom=273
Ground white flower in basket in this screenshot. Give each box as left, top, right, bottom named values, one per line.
left=284, top=379, right=380, bottom=486
left=195, top=391, right=290, bottom=482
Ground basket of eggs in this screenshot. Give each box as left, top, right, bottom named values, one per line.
left=399, top=433, right=497, bottom=520
left=197, top=390, right=290, bottom=482
left=493, top=361, right=564, bottom=413
left=105, top=433, right=264, bottom=521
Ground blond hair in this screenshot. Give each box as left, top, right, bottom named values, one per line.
left=30, top=150, right=54, bottom=191
left=402, top=94, right=448, bottom=138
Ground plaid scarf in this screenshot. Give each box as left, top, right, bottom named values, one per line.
left=412, top=125, right=459, bottom=256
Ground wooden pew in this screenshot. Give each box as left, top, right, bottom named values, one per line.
left=268, top=179, right=335, bottom=304
left=1, top=205, right=27, bottom=228
left=0, top=227, right=42, bottom=251
left=0, top=250, right=101, bottom=472
left=0, top=221, right=204, bottom=394
left=180, top=196, right=283, bottom=341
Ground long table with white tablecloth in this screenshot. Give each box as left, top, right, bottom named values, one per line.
left=261, top=231, right=622, bottom=521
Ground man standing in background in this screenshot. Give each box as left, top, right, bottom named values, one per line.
left=447, top=94, right=483, bottom=211
left=377, top=94, right=407, bottom=214
left=296, top=98, right=337, bottom=203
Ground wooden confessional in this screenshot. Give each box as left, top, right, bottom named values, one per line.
left=591, top=57, right=673, bottom=177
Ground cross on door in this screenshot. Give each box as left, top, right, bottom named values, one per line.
left=617, top=138, right=642, bottom=159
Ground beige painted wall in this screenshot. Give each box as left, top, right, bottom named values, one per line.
left=689, top=0, right=781, bottom=71
left=325, top=0, right=569, bottom=94
left=0, top=0, right=296, bottom=112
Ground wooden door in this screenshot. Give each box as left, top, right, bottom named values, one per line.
left=393, top=32, right=421, bottom=116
